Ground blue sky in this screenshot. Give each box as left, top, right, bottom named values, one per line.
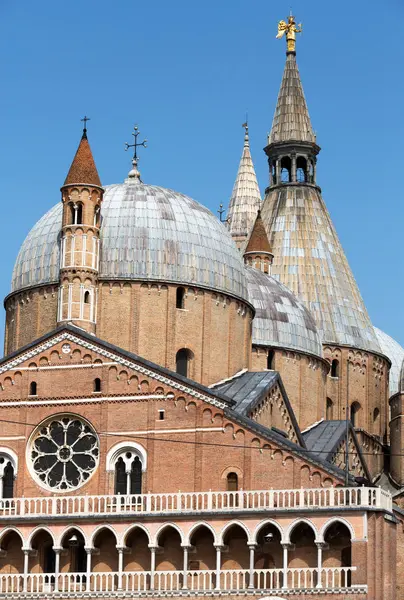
left=0, top=0, right=403, bottom=350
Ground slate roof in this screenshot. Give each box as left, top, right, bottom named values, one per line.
left=227, top=126, right=261, bottom=240
left=268, top=52, right=316, bottom=145
left=213, top=370, right=305, bottom=447
left=11, top=182, right=249, bottom=303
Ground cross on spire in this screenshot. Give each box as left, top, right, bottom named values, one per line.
left=125, top=125, right=147, bottom=162
left=81, top=115, right=90, bottom=139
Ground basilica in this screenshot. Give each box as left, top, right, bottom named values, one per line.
left=0, top=15, right=402, bottom=600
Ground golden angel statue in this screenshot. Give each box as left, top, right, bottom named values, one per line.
left=276, top=15, right=302, bottom=53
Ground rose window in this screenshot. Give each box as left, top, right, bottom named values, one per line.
left=29, top=416, right=99, bottom=491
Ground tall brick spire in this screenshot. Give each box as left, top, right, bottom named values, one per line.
left=58, top=122, right=104, bottom=334
left=226, top=123, right=261, bottom=248
left=64, top=129, right=102, bottom=187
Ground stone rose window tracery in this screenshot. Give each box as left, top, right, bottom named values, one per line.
left=29, top=416, right=99, bottom=491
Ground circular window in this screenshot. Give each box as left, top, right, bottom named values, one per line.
left=29, top=416, right=99, bottom=492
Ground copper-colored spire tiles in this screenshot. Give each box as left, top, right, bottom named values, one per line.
left=245, top=211, right=272, bottom=254
left=64, top=134, right=102, bottom=187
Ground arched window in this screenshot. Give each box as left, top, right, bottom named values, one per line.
left=326, top=398, right=333, bottom=420
left=0, top=454, right=16, bottom=499
left=76, top=203, right=83, bottom=224
left=93, top=378, right=101, bottom=393
left=94, top=205, right=101, bottom=228
left=296, top=156, right=308, bottom=182
left=280, top=156, right=292, bottom=183
left=227, top=472, right=238, bottom=491
left=29, top=381, right=37, bottom=396
left=176, top=287, right=185, bottom=309
left=84, top=291, right=90, bottom=304
left=267, top=349, right=275, bottom=370
left=350, top=402, right=361, bottom=427
left=271, top=163, right=277, bottom=185
left=176, top=348, right=192, bottom=378
left=331, top=359, right=339, bottom=378
left=68, top=203, right=75, bottom=225
left=114, top=453, right=142, bottom=495
left=373, top=407, right=380, bottom=433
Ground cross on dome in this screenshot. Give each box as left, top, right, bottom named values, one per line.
left=125, top=124, right=147, bottom=181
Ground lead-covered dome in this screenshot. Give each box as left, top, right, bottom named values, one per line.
left=374, top=327, right=404, bottom=397
left=245, top=266, right=322, bottom=358
left=11, top=181, right=248, bottom=302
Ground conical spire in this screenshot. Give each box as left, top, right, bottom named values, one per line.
left=63, top=128, right=102, bottom=187
left=244, top=210, right=272, bottom=255
left=268, top=53, right=316, bottom=145
left=227, top=124, right=261, bottom=246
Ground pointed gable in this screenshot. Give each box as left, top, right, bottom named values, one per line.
left=227, top=126, right=261, bottom=243
left=268, top=53, right=316, bottom=144
left=64, top=133, right=102, bottom=187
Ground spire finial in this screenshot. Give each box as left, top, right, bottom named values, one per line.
left=125, top=124, right=147, bottom=181
left=276, top=14, right=302, bottom=54
left=242, top=119, right=249, bottom=147
left=218, top=203, right=226, bottom=222
left=81, top=115, right=90, bottom=139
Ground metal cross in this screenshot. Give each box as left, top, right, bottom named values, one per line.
left=218, top=204, right=226, bottom=222
left=81, top=115, right=90, bottom=134
left=125, top=125, right=147, bottom=161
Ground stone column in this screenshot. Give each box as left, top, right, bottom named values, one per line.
left=53, top=547, right=62, bottom=592
left=181, top=545, right=191, bottom=589
left=291, top=154, right=297, bottom=182
left=23, top=549, right=30, bottom=593
left=313, top=158, right=317, bottom=184
left=149, top=546, right=157, bottom=591
left=215, top=545, right=222, bottom=590
left=117, top=546, right=125, bottom=590
left=281, top=543, right=289, bottom=589
left=316, top=543, right=324, bottom=588
left=248, top=544, right=256, bottom=589
left=84, top=547, right=93, bottom=592
left=276, top=159, right=281, bottom=185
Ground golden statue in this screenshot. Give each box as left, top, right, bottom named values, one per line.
left=276, top=15, right=302, bottom=53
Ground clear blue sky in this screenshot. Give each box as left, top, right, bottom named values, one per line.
left=0, top=0, right=403, bottom=350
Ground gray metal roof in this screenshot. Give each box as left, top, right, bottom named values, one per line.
left=11, top=181, right=248, bottom=302
left=261, top=185, right=382, bottom=354
left=374, top=327, right=404, bottom=397
left=303, top=421, right=348, bottom=462
left=245, top=266, right=322, bottom=357
left=214, top=371, right=279, bottom=414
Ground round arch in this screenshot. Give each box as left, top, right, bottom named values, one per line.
left=186, top=522, right=218, bottom=546
left=218, top=520, right=252, bottom=545
left=26, top=526, right=56, bottom=550
left=252, top=520, right=285, bottom=544
left=154, top=523, right=185, bottom=547
left=0, top=447, right=18, bottom=473
left=122, top=524, right=152, bottom=547
left=285, top=519, right=319, bottom=544
left=90, top=525, right=119, bottom=548
left=106, top=441, right=147, bottom=473
left=319, top=517, right=355, bottom=543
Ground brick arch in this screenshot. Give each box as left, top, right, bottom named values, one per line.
left=57, top=525, right=89, bottom=548
left=26, top=526, right=56, bottom=550
left=90, top=525, right=119, bottom=548
left=0, top=527, right=25, bottom=548
left=252, top=520, right=284, bottom=544
left=319, top=517, right=355, bottom=543
left=122, top=524, right=152, bottom=547
left=218, top=520, right=252, bottom=545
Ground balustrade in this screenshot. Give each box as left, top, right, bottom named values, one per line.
left=0, top=486, right=391, bottom=519
left=0, top=567, right=361, bottom=596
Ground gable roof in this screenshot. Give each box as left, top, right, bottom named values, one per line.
left=303, top=420, right=371, bottom=481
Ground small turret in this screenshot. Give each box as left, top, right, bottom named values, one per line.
left=243, top=211, right=273, bottom=274
left=58, top=118, right=103, bottom=332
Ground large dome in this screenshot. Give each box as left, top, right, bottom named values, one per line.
left=374, top=327, right=404, bottom=397
left=245, top=266, right=322, bottom=358
left=11, top=181, right=248, bottom=302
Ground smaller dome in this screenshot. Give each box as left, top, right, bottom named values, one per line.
left=374, top=327, right=404, bottom=397
left=246, top=266, right=322, bottom=358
